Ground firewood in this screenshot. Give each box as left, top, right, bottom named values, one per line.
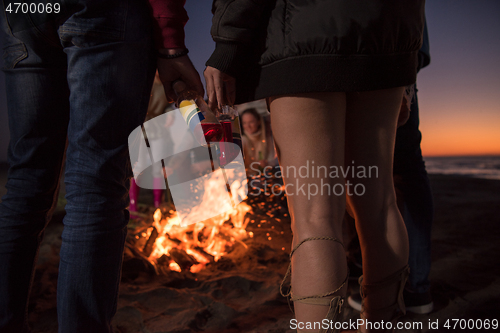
left=169, top=248, right=198, bottom=271
left=164, top=234, right=181, bottom=245
left=124, top=244, right=158, bottom=275
left=143, top=227, right=159, bottom=257
left=157, top=254, right=171, bottom=266
left=194, top=247, right=215, bottom=262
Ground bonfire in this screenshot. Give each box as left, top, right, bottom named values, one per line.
left=124, top=170, right=290, bottom=277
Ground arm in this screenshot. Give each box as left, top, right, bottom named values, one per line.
left=205, top=0, right=274, bottom=110
left=148, top=0, right=204, bottom=102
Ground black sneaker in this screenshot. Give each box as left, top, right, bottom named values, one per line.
left=347, top=290, right=433, bottom=314
left=403, top=289, right=434, bottom=314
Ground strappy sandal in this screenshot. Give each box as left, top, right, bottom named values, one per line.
left=357, top=265, right=410, bottom=333
left=280, top=237, right=349, bottom=333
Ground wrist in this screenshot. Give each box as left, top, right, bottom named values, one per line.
left=157, top=48, right=189, bottom=59
left=205, top=42, right=240, bottom=77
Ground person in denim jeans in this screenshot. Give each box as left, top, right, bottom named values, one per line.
left=0, top=1, right=202, bottom=332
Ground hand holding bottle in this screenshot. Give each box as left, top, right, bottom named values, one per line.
left=157, top=49, right=204, bottom=103
left=173, top=80, right=223, bottom=146
left=204, top=66, right=236, bottom=111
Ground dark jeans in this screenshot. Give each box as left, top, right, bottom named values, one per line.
left=393, top=86, right=433, bottom=294
left=0, top=1, right=156, bottom=332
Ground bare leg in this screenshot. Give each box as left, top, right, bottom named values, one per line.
left=345, top=87, right=409, bottom=331
left=269, top=92, right=347, bottom=331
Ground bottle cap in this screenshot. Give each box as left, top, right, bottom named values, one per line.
left=172, top=80, right=186, bottom=94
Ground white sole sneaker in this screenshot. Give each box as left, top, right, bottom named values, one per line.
left=348, top=294, right=434, bottom=314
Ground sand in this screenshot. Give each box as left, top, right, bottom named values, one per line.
left=1, top=169, right=499, bottom=332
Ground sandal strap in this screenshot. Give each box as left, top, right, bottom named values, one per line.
left=359, top=265, right=410, bottom=320
left=280, top=237, right=348, bottom=333
left=291, top=295, right=332, bottom=306
left=290, top=270, right=349, bottom=304
left=294, top=296, right=345, bottom=333
left=360, top=265, right=410, bottom=297
left=280, top=236, right=344, bottom=297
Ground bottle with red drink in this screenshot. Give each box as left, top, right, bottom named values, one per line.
left=217, top=105, right=243, bottom=166
left=172, top=80, right=223, bottom=146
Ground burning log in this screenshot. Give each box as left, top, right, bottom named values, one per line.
left=157, top=254, right=171, bottom=266
left=164, top=234, right=181, bottom=246
left=123, top=244, right=158, bottom=276
left=194, top=246, right=215, bottom=262
left=143, top=227, right=159, bottom=257
left=169, top=248, right=198, bottom=271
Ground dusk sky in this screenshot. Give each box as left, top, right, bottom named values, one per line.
left=1, top=0, right=499, bottom=160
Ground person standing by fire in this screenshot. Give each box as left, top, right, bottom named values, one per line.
left=0, top=1, right=202, bottom=332
left=240, top=108, right=278, bottom=176
left=204, top=1, right=425, bottom=332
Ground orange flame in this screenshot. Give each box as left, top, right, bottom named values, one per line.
left=145, top=168, right=251, bottom=273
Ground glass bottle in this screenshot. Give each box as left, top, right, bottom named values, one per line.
left=173, top=80, right=223, bottom=146
left=217, top=105, right=244, bottom=165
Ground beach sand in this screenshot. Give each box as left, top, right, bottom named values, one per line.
left=0, top=166, right=499, bottom=332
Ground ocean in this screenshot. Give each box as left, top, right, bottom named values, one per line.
left=424, top=155, right=500, bottom=180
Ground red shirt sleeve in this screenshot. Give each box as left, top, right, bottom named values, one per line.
left=148, top=0, right=188, bottom=49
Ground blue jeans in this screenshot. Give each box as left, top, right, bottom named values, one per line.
left=393, top=85, right=433, bottom=294
left=0, top=1, right=156, bottom=331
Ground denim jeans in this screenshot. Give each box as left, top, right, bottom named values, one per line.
left=394, top=85, right=433, bottom=294
left=0, top=1, right=156, bottom=332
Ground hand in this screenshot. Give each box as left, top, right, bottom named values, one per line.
left=157, top=49, right=204, bottom=103
left=204, top=66, right=236, bottom=111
